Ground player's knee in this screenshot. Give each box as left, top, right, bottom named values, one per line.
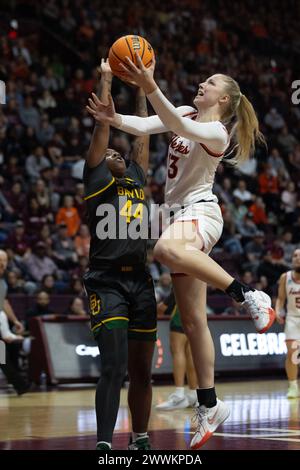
left=153, top=241, right=179, bottom=266
left=129, top=368, right=152, bottom=389
left=181, top=312, right=207, bottom=336
left=101, top=356, right=127, bottom=382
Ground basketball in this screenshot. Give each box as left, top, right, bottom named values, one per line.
left=108, top=35, right=154, bottom=80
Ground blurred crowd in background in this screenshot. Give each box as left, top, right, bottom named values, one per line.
left=0, top=0, right=300, bottom=320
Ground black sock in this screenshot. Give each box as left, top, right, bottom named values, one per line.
left=225, top=279, right=254, bottom=303
left=197, top=387, right=217, bottom=408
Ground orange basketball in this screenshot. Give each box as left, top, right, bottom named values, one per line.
left=108, top=35, right=154, bottom=80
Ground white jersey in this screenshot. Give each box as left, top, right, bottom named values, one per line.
left=285, top=271, right=300, bottom=317
left=164, top=109, right=228, bottom=206
left=119, top=90, right=229, bottom=207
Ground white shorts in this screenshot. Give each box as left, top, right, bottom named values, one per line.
left=171, top=202, right=224, bottom=254
left=284, top=316, right=300, bottom=341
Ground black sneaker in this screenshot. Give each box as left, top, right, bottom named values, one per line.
left=128, top=436, right=151, bottom=450
left=96, top=442, right=111, bottom=450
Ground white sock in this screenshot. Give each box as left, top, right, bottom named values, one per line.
left=132, top=432, right=148, bottom=443
left=289, top=380, right=298, bottom=387
left=186, top=389, right=197, bottom=398
left=175, top=387, right=185, bottom=398
left=97, top=441, right=111, bottom=449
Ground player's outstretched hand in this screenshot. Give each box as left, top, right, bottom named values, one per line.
left=119, top=52, right=156, bottom=94
left=86, top=93, right=120, bottom=126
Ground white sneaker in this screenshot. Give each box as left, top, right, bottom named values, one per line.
left=156, top=392, right=189, bottom=410
left=186, top=390, right=198, bottom=408
left=287, top=383, right=299, bottom=399
left=190, top=399, right=230, bottom=449
left=242, top=290, right=275, bottom=333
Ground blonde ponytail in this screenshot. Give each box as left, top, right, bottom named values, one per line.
left=219, top=74, right=266, bottom=165
left=234, top=94, right=266, bottom=164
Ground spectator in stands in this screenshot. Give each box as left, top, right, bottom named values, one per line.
left=232, top=180, right=253, bottom=204
left=40, top=67, right=59, bottom=92
left=230, top=197, right=248, bottom=227
left=5, top=181, right=26, bottom=216
left=70, top=255, right=89, bottom=279
left=215, top=177, right=234, bottom=205
left=24, top=241, right=59, bottom=283
left=5, top=221, right=31, bottom=257
left=40, top=274, right=64, bottom=294
left=280, top=231, right=296, bottom=266
left=267, top=148, right=289, bottom=180
left=237, top=213, right=258, bottom=241
left=31, top=178, right=51, bottom=211
left=241, top=271, right=255, bottom=288
left=52, top=222, right=78, bottom=268
left=257, top=249, right=289, bottom=289
left=221, top=211, right=243, bottom=255
left=37, top=115, right=55, bottom=145
left=248, top=196, right=268, bottom=228
left=34, top=224, right=53, bottom=254
left=67, top=275, right=84, bottom=296
left=25, top=146, right=51, bottom=182
left=264, top=108, right=285, bottom=131
left=258, top=163, right=280, bottom=212
left=23, top=197, right=53, bottom=236
left=26, top=290, right=54, bottom=326
left=74, top=224, right=90, bottom=257
left=0, top=184, right=15, bottom=222
left=6, top=270, right=25, bottom=294
left=277, top=126, right=298, bottom=156
left=19, top=95, right=41, bottom=131
left=281, top=181, right=298, bottom=225
left=1, top=155, right=24, bottom=184
left=37, top=90, right=57, bottom=112
left=244, top=231, right=265, bottom=272
left=255, top=275, right=272, bottom=296
left=20, top=127, right=39, bottom=155
left=66, top=296, right=87, bottom=316
left=55, top=195, right=81, bottom=237
left=236, top=155, right=257, bottom=179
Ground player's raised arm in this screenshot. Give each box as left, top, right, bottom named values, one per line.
left=119, top=54, right=228, bottom=152
left=130, top=88, right=150, bottom=175
left=86, top=59, right=112, bottom=168
left=86, top=56, right=195, bottom=137
left=275, top=273, right=287, bottom=324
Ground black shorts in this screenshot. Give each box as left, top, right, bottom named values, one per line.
left=83, top=267, right=157, bottom=341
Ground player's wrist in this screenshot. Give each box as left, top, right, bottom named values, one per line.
left=114, top=114, right=122, bottom=128
left=102, top=73, right=112, bottom=82
left=144, top=79, right=157, bottom=95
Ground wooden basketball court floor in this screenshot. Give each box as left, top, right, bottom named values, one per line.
left=0, top=379, right=299, bottom=450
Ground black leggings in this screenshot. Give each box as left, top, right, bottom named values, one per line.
left=95, top=327, right=128, bottom=443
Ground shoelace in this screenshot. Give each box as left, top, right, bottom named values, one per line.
left=192, top=406, right=209, bottom=434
